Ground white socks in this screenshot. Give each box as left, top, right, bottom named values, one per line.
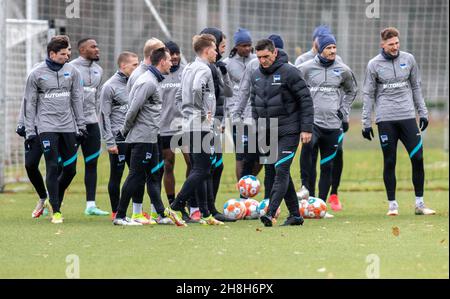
left=389, top=198, right=425, bottom=210
left=415, top=197, right=424, bottom=208
left=389, top=200, right=399, bottom=210
left=150, top=204, right=156, bottom=213
left=86, top=201, right=96, bottom=209
left=132, top=203, right=142, bottom=215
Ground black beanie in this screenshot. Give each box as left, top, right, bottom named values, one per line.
left=164, top=40, right=180, bottom=55
left=200, top=27, right=223, bottom=47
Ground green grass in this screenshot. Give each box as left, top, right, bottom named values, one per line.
left=0, top=119, right=448, bottom=278
left=0, top=149, right=448, bottom=278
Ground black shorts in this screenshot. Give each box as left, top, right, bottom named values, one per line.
left=160, top=134, right=184, bottom=151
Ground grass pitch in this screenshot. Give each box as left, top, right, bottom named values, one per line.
left=0, top=149, right=448, bottom=278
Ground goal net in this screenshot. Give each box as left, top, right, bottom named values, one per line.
left=0, top=19, right=48, bottom=189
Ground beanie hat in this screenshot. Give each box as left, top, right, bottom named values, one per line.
left=164, top=41, right=180, bottom=55
left=318, top=34, right=336, bottom=53
left=233, top=28, right=252, bottom=46
left=267, top=34, right=284, bottom=49
left=200, top=27, right=223, bottom=46
left=312, top=25, right=332, bottom=41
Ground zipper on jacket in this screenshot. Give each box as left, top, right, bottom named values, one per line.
left=56, top=71, right=60, bottom=88
left=325, top=67, right=328, bottom=82
left=89, top=67, right=92, bottom=85
left=391, top=60, right=397, bottom=78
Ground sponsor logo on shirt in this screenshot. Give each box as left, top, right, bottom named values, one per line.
left=309, top=86, right=339, bottom=92
left=44, top=91, right=71, bottom=99
left=84, top=87, right=97, bottom=93
left=160, top=82, right=181, bottom=89
left=382, top=81, right=408, bottom=89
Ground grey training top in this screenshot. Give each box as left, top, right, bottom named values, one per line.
left=159, top=65, right=185, bottom=136
left=298, top=55, right=357, bottom=129
left=70, top=56, right=103, bottom=124
left=127, top=62, right=149, bottom=94
left=122, top=70, right=161, bottom=143
left=175, top=56, right=216, bottom=132
left=295, top=49, right=316, bottom=67
left=233, top=57, right=259, bottom=125
left=99, top=71, right=129, bottom=148
left=362, top=51, right=428, bottom=129
left=223, top=52, right=257, bottom=122
left=24, top=61, right=86, bottom=138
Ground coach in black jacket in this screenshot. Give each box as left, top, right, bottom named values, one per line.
left=249, top=39, right=314, bottom=227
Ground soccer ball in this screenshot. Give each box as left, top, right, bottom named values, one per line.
left=299, top=197, right=327, bottom=219
left=237, top=175, right=261, bottom=198
left=242, top=199, right=260, bottom=219
left=223, top=199, right=246, bottom=220
left=258, top=199, right=281, bottom=218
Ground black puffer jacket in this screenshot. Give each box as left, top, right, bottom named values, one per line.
left=249, top=50, right=314, bottom=136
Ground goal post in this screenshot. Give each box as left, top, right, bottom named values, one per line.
left=0, top=18, right=48, bottom=192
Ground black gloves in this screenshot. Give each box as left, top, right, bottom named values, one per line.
left=216, top=61, right=227, bottom=75
left=419, top=118, right=429, bottom=131
left=16, top=125, right=26, bottom=137
left=115, top=131, right=126, bottom=142
left=342, top=122, right=349, bottom=133
left=25, top=135, right=36, bottom=150
left=362, top=127, right=374, bottom=141
left=76, top=128, right=89, bottom=143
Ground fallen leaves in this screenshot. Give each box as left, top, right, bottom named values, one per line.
left=392, top=226, right=400, bottom=237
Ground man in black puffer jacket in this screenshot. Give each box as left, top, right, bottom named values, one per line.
left=249, top=39, right=314, bottom=227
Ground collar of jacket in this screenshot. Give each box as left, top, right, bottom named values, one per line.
left=259, top=49, right=288, bottom=75
left=78, top=56, right=95, bottom=67
left=195, top=56, right=210, bottom=66
left=236, top=53, right=252, bottom=63
left=117, top=71, right=129, bottom=82
left=381, top=49, right=399, bottom=60
left=148, top=65, right=165, bottom=82
left=45, top=57, right=65, bottom=72
left=316, top=54, right=335, bottom=67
